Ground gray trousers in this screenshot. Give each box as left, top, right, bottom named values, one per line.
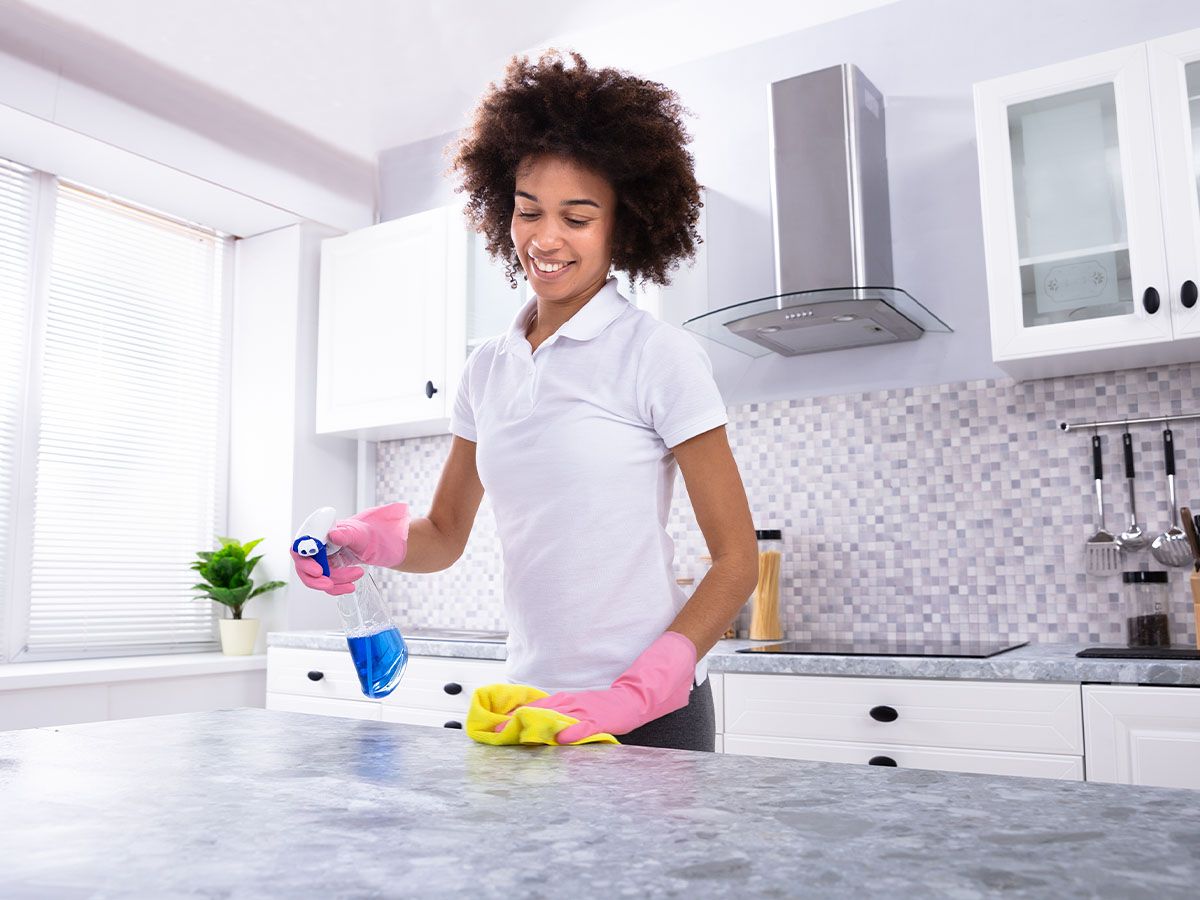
left=617, top=677, right=716, bottom=752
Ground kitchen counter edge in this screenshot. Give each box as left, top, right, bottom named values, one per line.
left=267, top=631, right=1200, bottom=686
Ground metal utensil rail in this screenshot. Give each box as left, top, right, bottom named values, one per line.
left=1060, top=412, right=1200, bottom=431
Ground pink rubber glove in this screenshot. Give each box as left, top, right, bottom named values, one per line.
left=290, top=502, right=411, bottom=596
left=509, top=631, right=698, bottom=744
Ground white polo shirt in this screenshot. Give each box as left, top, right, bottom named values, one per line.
left=449, top=275, right=728, bottom=693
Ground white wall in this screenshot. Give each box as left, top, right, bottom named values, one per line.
left=231, top=224, right=356, bottom=645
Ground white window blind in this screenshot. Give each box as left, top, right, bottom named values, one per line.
left=0, top=160, right=37, bottom=661
left=25, top=181, right=231, bottom=658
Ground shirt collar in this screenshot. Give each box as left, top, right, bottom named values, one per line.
left=499, top=276, right=628, bottom=355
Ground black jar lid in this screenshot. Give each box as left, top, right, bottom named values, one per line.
left=1123, top=571, right=1168, bottom=584
left=756, top=529, right=782, bottom=540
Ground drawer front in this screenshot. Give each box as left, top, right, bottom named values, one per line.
left=724, top=674, right=1082, bottom=755
left=266, top=691, right=381, bottom=721
left=724, top=734, right=1083, bottom=781
left=380, top=656, right=507, bottom=714
left=267, top=647, right=369, bottom=702
left=381, top=705, right=470, bottom=730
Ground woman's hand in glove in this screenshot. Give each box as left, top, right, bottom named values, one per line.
left=290, top=502, right=411, bottom=596
left=511, top=631, right=698, bottom=744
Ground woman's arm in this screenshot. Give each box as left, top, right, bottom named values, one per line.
left=392, top=436, right=484, bottom=573
left=667, top=425, right=760, bottom=657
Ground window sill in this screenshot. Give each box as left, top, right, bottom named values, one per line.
left=0, top=652, right=266, bottom=692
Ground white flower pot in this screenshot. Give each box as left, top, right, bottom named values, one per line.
left=218, top=618, right=260, bottom=656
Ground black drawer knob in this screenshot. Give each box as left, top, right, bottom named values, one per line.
left=443, top=682, right=463, bottom=695
left=1182, top=280, right=1198, bottom=309
left=1143, top=286, right=1160, bottom=314
left=869, top=705, right=899, bottom=723
left=443, top=720, right=463, bottom=729
left=868, top=755, right=898, bottom=767
left=425, top=380, right=439, bottom=399
left=306, top=671, right=324, bottom=682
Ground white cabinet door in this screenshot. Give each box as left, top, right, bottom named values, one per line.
left=316, top=206, right=467, bottom=440
left=267, top=647, right=368, bottom=703
left=724, top=734, right=1083, bottom=781
left=724, top=674, right=1083, bottom=755
left=379, top=656, right=506, bottom=716
left=1148, top=27, right=1200, bottom=341
left=975, top=43, right=1174, bottom=375
left=1083, top=684, right=1200, bottom=790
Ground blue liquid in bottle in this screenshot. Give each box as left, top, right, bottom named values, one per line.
left=346, top=627, right=409, bottom=698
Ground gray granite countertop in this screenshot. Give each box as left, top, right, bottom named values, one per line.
left=269, top=630, right=1200, bottom=686
left=1, top=708, right=1197, bottom=898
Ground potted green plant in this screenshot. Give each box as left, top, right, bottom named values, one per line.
left=192, top=537, right=286, bottom=655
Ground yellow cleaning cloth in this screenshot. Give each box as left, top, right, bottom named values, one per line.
left=466, top=683, right=618, bottom=746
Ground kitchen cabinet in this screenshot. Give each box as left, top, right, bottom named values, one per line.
left=265, top=647, right=506, bottom=729
left=1083, top=684, right=1200, bottom=790
left=723, top=673, right=1085, bottom=781
left=315, top=205, right=519, bottom=441
left=973, top=28, right=1200, bottom=380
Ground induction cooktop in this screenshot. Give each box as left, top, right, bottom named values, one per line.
left=735, top=639, right=1029, bottom=658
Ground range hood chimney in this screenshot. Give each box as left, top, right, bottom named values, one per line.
left=683, top=64, right=950, bottom=357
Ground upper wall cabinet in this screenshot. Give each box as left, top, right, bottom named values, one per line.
left=316, top=194, right=699, bottom=442
left=317, top=205, right=530, bottom=440
left=974, top=29, right=1200, bottom=381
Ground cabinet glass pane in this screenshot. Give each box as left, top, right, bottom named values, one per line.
left=1008, top=83, right=1131, bottom=328
left=465, top=232, right=526, bottom=355
left=1188, top=61, right=1200, bottom=220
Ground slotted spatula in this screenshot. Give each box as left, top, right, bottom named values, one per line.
left=1085, top=434, right=1122, bottom=575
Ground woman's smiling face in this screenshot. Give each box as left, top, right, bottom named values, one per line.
left=511, top=153, right=617, bottom=306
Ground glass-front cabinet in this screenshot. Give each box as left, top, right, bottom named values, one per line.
left=1149, top=29, right=1200, bottom=342
left=974, top=29, right=1200, bottom=379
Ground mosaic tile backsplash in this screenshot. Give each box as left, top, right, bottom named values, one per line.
left=376, top=361, right=1200, bottom=647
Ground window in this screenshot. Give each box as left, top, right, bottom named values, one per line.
left=1, top=157, right=233, bottom=661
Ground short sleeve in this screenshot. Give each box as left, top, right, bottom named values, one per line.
left=449, top=344, right=481, bottom=442
left=635, top=326, right=728, bottom=449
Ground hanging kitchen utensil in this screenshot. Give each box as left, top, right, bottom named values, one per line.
left=1085, top=433, right=1122, bottom=575
left=1150, top=428, right=1193, bottom=567
left=1115, top=429, right=1149, bottom=552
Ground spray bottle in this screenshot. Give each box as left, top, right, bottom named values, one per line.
left=293, top=507, right=408, bottom=698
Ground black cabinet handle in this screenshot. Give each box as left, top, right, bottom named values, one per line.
left=425, top=380, right=439, bottom=399
left=1142, top=286, right=1160, bottom=314
left=868, top=755, right=898, bottom=767
left=443, top=682, right=463, bottom=695
left=1182, top=280, right=1198, bottom=309
left=443, top=720, right=463, bottom=729
left=869, top=705, right=899, bottom=723
left=306, top=671, right=324, bottom=682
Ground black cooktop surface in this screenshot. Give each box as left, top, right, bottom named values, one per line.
left=735, top=639, right=1029, bottom=658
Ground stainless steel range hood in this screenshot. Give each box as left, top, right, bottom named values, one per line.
left=683, top=64, right=950, bottom=358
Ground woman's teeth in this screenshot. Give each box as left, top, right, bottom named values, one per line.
left=533, top=257, right=571, bottom=273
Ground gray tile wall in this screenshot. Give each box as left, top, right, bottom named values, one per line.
left=376, top=361, right=1200, bottom=647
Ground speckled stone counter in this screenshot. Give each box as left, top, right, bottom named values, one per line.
left=1, top=708, right=1197, bottom=898
left=269, top=630, right=1200, bottom=685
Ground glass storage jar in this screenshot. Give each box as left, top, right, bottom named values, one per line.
left=1123, top=570, right=1171, bottom=648
left=748, top=529, right=784, bottom=641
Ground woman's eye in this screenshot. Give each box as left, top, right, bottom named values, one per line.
left=515, top=212, right=588, bottom=227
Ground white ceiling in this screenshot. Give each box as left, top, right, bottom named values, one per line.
left=5, top=0, right=900, bottom=165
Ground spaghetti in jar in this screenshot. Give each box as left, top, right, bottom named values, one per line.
left=749, top=529, right=783, bottom=641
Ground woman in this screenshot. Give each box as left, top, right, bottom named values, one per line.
left=293, top=49, right=758, bottom=752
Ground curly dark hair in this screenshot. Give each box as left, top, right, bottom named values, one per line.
left=444, top=48, right=703, bottom=291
